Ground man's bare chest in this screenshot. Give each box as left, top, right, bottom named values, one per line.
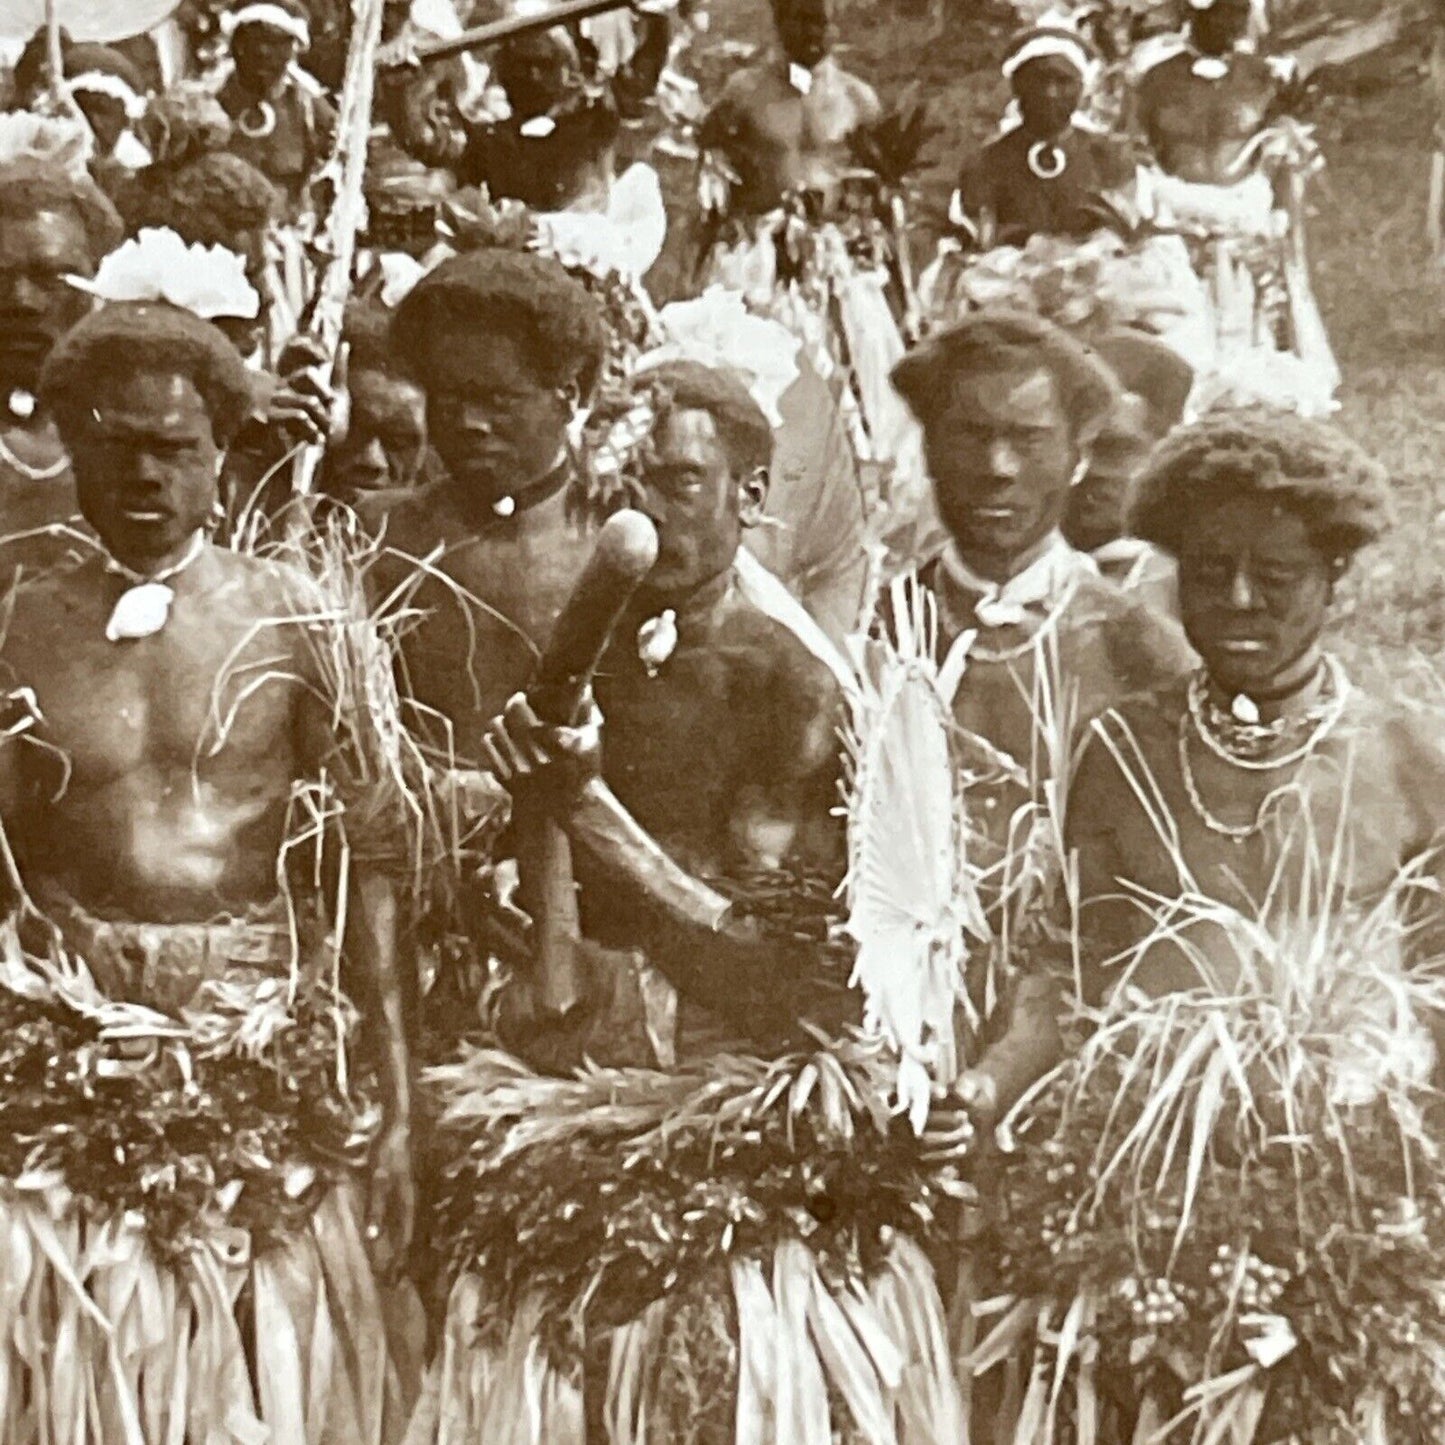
left=18, top=612, right=302, bottom=786
left=1151, top=76, right=1272, bottom=148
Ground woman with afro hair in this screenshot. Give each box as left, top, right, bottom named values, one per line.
left=1064, top=405, right=1445, bottom=1006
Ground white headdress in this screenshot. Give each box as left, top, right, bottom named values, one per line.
left=68, top=229, right=260, bottom=321
left=642, top=287, right=801, bottom=428
left=220, top=2, right=311, bottom=48
left=66, top=71, right=147, bottom=119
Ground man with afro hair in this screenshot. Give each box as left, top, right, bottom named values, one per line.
left=366, top=247, right=611, bottom=738
left=0, top=300, right=431, bottom=1428
left=887, top=310, right=1195, bottom=1130
left=1066, top=406, right=1445, bottom=1010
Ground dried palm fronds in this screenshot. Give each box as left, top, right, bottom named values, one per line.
left=846, top=85, right=940, bottom=194
left=840, top=575, right=988, bottom=1127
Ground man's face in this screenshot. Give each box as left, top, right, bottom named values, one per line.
left=67, top=370, right=221, bottom=566
left=638, top=406, right=758, bottom=596
left=0, top=209, right=96, bottom=396
left=418, top=324, right=571, bottom=504
left=75, top=92, right=130, bottom=155
left=924, top=365, right=1079, bottom=574
left=495, top=31, right=578, bottom=119
left=1190, top=0, right=1251, bottom=56
left=1177, top=492, right=1332, bottom=697
left=231, top=23, right=299, bottom=95
left=773, top=0, right=833, bottom=68
left=1014, top=56, right=1084, bottom=139
left=328, top=367, right=429, bottom=501
left=1064, top=430, right=1148, bottom=552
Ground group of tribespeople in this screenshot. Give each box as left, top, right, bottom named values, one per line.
left=0, top=0, right=1441, bottom=1440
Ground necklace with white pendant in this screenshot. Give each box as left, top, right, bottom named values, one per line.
left=637, top=609, right=677, bottom=677
left=103, top=532, right=207, bottom=643
left=1190, top=53, right=1230, bottom=80
left=1027, top=140, right=1067, bottom=180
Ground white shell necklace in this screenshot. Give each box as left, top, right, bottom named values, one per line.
left=103, top=531, right=207, bottom=643
left=1177, top=658, right=1351, bottom=840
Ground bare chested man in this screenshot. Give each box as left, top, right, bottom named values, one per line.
left=696, top=0, right=880, bottom=218
left=364, top=249, right=603, bottom=748
left=1067, top=409, right=1445, bottom=1003
left=214, top=0, right=337, bottom=217
left=957, top=26, right=1134, bottom=248
left=1133, top=0, right=1279, bottom=189
left=3, top=303, right=414, bottom=1273
left=589, top=359, right=844, bottom=884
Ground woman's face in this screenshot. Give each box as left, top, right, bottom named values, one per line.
left=1176, top=492, right=1335, bottom=698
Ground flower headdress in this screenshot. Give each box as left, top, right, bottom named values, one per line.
left=575, top=288, right=802, bottom=518
left=68, top=228, right=260, bottom=321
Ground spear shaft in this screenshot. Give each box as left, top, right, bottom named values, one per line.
left=395, top=0, right=643, bottom=67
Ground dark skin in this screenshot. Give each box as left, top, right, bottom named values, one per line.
left=1014, top=54, right=1083, bottom=141
left=592, top=406, right=841, bottom=879
left=323, top=367, right=430, bottom=506
left=1175, top=493, right=1334, bottom=703
left=923, top=364, right=1083, bottom=583
left=0, top=207, right=96, bottom=398
left=1134, top=0, right=1277, bottom=186
left=1067, top=500, right=1445, bottom=1002
left=231, top=23, right=299, bottom=100
left=364, top=320, right=590, bottom=747
left=2, top=367, right=414, bottom=1274
left=75, top=92, right=130, bottom=157
left=697, top=0, right=880, bottom=216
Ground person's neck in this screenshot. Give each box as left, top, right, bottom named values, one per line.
left=103, top=529, right=209, bottom=583
left=237, top=71, right=286, bottom=102
left=443, top=452, right=570, bottom=524
left=633, top=561, right=734, bottom=621
left=1207, top=646, right=1327, bottom=723
left=952, top=531, right=1061, bottom=587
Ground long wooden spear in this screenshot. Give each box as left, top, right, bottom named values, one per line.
left=290, top=0, right=388, bottom=496
left=391, top=0, right=643, bottom=67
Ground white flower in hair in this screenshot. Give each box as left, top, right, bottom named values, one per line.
left=69, top=229, right=261, bottom=321
left=645, top=287, right=801, bottom=427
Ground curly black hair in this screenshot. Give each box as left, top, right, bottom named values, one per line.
left=0, top=158, right=124, bottom=268
left=121, top=151, right=280, bottom=250
left=1130, top=405, right=1392, bottom=564
left=639, top=359, right=775, bottom=475
left=389, top=249, right=607, bottom=398
left=40, top=301, right=257, bottom=447
left=891, top=308, right=1119, bottom=441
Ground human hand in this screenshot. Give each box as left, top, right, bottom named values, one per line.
left=479, top=690, right=603, bottom=796
left=365, top=1120, right=415, bottom=1281
left=262, top=336, right=334, bottom=449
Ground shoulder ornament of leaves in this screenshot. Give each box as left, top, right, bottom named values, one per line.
left=68, top=228, right=261, bottom=321
left=839, top=574, right=990, bottom=1132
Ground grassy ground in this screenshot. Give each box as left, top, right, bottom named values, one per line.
left=685, top=1, right=1445, bottom=681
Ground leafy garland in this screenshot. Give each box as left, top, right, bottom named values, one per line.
left=424, top=1035, right=971, bottom=1364
left=983, top=1005, right=1445, bottom=1441
left=0, top=981, right=369, bottom=1263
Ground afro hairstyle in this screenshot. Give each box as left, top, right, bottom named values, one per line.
left=891, top=308, right=1119, bottom=442
left=60, top=42, right=150, bottom=97
left=641, top=359, right=775, bottom=476
left=343, top=299, right=409, bottom=377
left=40, top=301, right=257, bottom=448
left=0, top=156, right=124, bottom=267
left=1130, top=405, right=1392, bottom=565
left=124, top=151, right=280, bottom=250
left=389, top=249, right=607, bottom=399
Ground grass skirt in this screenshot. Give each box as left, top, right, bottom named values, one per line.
left=410, top=1042, right=970, bottom=1444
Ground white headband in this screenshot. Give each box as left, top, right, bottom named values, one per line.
left=221, top=4, right=311, bottom=48
left=66, top=72, right=146, bottom=119
left=1001, top=33, right=1098, bottom=85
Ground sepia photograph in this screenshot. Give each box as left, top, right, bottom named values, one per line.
left=0, top=0, right=1436, bottom=1436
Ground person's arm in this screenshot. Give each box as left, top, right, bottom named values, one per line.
left=289, top=579, right=414, bottom=1275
